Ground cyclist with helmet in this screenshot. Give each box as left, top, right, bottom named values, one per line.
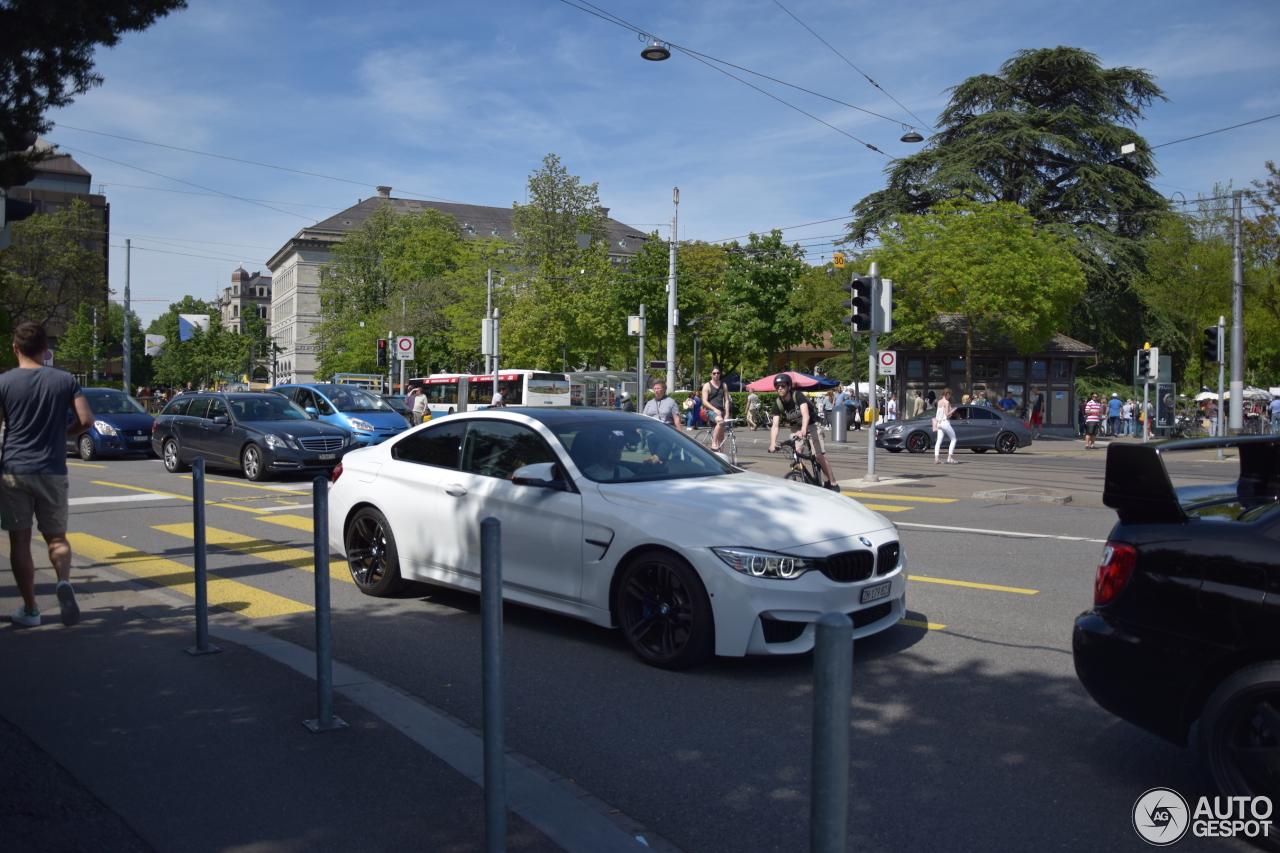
left=768, top=374, right=840, bottom=491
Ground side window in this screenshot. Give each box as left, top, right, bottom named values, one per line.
left=393, top=421, right=465, bottom=469
left=163, top=397, right=191, bottom=417
left=972, top=408, right=998, bottom=420
left=273, top=387, right=298, bottom=402
left=951, top=407, right=970, bottom=420
left=312, top=391, right=336, bottom=416
left=294, top=389, right=315, bottom=410
left=207, top=399, right=228, bottom=420
left=185, top=398, right=210, bottom=420
left=461, top=421, right=557, bottom=479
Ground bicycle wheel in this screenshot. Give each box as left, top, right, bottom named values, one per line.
left=695, top=429, right=715, bottom=451
left=723, top=429, right=738, bottom=465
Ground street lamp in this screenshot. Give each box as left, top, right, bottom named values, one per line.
left=900, top=126, right=924, bottom=143
left=640, top=39, right=671, bottom=61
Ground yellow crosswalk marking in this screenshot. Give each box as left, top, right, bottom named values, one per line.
left=257, top=514, right=313, bottom=532
left=910, top=574, right=1038, bottom=595
left=898, top=618, right=947, bottom=630
left=859, top=503, right=913, bottom=513
left=68, top=462, right=107, bottom=469
left=91, top=480, right=268, bottom=514
left=67, top=533, right=310, bottom=618
left=842, top=491, right=957, bottom=504
left=154, top=523, right=350, bottom=584
left=179, top=476, right=313, bottom=494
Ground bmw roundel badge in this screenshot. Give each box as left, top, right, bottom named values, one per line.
left=860, top=537, right=873, bottom=547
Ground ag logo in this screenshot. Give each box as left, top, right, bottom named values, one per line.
left=1133, top=787, right=1189, bottom=845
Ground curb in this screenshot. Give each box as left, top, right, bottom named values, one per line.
left=972, top=488, right=1072, bottom=505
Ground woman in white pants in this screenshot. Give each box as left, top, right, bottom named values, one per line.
left=934, top=387, right=957, bottom=464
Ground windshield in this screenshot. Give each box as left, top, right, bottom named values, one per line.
left=382, top=396, right=410, bottom=413
left=229, top=396, right=311, bottom=422
left=553, top=419, right=736, bottom=483
left=85, top=392, right=149, bottom=415
left=318, top=386, right=392, bottom=413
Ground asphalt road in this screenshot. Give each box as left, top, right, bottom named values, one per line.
left=27, top=433, right=1258, bottom=851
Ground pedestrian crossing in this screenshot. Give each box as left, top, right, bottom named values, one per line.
left=840, top=491, right=959, bottom=513
left=153, top=523, right=350, bottom=583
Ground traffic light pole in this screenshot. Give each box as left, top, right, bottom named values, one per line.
left=1230, top=191, right=1244, bottom=432
left=1218, top=315, right=1226, bottom=461
left=865, top=263, right=879, bottom=483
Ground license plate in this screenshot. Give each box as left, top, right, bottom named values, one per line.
left=860, top=581, right=892, bottom=604
left=318, top=453, right=336, bottom=460
left=131, top=436, right=149, bottom=442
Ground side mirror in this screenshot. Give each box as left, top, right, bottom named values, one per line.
left=511, top=462, right=568, bottom=491
left=305, top=407, right=319, bottom=419
left=212, top=415, right=230, bottom=426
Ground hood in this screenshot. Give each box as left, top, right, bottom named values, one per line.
left=339, top=411, right=408, bottom=429
left=243, top=419, right=349, bottom=437
left=93, top=412, right=154, bottom=430
left=596, top=470, right=893, bottom=550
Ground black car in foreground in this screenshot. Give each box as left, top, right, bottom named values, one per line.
left=152, top=392, right=355, bottom=480
left=1073, top=436, right=1280, bottom=807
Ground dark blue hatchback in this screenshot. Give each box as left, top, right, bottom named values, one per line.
left=67, top=388, right=156, bottom=461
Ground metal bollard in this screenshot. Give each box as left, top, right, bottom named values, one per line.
left=184, top=457, right=220, bottom=656
left=304, top=477, right=347, bottom=732
left=810, top=612, right=852, bottom=853
left=481, top=517, right=506, bottom=853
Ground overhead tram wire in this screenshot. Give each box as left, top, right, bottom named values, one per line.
left=556, top=0, right=893, bottom=151
left=54, top=125, right=464, bottom=204
left=767, top=0, right=934, bottom=132
left=1148, top=112, right=1280, bottom=150
left=98, top=182, right=347, bottom=209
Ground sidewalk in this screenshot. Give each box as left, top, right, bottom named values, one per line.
left=0, top=565, right=634, bottom=853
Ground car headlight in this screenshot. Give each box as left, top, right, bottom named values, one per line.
left=94, top=420, right=118, bottom=436
left=711, top=547, right=817, bottom=580
left=345, top=433, right=359, bottom=446
left=347, top=418, right=373, bottom=432
left=264, top=433, right=297, bottom=449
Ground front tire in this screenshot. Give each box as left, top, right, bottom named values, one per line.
left=241, top=444, right=268, bottom=481
left=345, top=507, right=407, bottom=596
left=615, top=551, right=714, bottom=669
left=163, top=439, right=188, bottom=473
left=78, top=434, right=98, bottom=461
left=1198, top=662, right=1280, bottom=817
left=906, top=432, right=931, bottom=454
left=996, top=432, right=1019, bottom=454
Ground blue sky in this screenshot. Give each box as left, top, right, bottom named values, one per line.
left=40, top=0, right=1280, bottom=326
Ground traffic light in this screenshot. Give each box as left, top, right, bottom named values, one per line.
left=842, top=274, right=874, bottom=332
left=1137, top=347, right=1150, bottom=378
left=1147, top=346, right=1159, bottom=379
left=876, top=278, right=894, bottom=334
left=376, top=338, right=388, bottom=368
left=1203, top=326, right=1223, bottom=363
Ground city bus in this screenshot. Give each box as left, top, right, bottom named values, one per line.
left=410, top=370, right=571, bottom=417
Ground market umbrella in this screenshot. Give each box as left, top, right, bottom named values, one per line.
left=745, top=371, right=841, bottom=392
left=1194, top=391, right=1219, bottom=402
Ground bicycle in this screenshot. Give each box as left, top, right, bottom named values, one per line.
left=772, top=436, right=831, bottom=489
left=695, top=417, right=741, bottom=465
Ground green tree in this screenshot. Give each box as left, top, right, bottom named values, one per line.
left=0, top=0, right=187, bottom=187
left=868, top=200, right=1087, bottom=394
left=1245, top=162, right=1280, bottom=384
left=57, top=302, right=101, bottom=375
left=845, top=47, right=1168, bottom=374
left=717, top=230, right=807, bottom=371
left=147, top=296, right=215, bottom=387
left=0, top=198, right=106, bottom=325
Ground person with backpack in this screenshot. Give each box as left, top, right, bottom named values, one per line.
left=767, top=374, right=839, bottom=491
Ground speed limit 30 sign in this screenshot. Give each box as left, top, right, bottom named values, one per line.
left=395, top=336, right=415, bottom=361
left=877, top=350, right=897, bottom=375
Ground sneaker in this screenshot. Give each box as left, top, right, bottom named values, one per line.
left=56, top=581, right=79, bottom=627
left=11, top=607, right=40, bottom=627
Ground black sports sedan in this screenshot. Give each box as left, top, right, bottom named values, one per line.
left=874, top=405, right=1033, bottom=454
left=1073, top=436, right=1280, bottom=806
left=152, top=392, right=355, bottom=481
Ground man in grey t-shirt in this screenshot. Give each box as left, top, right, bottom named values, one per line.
left=641, top=380, right=681, bottom=430
left=1, top=322, right=94, bottom=627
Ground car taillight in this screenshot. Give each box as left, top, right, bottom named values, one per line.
left=1094, top=541, right=1137, bottom=605
left=331, top=463, right=343, bottom=483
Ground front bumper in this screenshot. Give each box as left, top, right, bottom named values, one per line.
left=263, top=443, right=348, bottom=471
left=351, top=429, right=407, bottom=446
left=92, top=429, right=156, bottom=455
left=690, top=531, right=908, bottom=657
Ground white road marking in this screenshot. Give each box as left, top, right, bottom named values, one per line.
left=69, top=493, right=178, bottom=506
left=897, top=522, right=1106, bottom=544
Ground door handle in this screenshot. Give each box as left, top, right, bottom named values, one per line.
left=444, top=484, right=468, bottom=497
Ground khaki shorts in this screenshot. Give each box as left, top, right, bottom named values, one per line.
left=0, top=474, right=70, bottom=534
left=797, top=423, right=826, bottom=455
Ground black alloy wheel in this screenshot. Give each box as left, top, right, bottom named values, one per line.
left=995, top=432, right=1019, bottom=454
left=345, top=507, right=406, bottom=596
left=1199, top=663, right=1280, bottom=824
left=78, top=434, right=98, bottom=461
left=163, top=439, right=188, bottom=473
left=971, top=447, right=988, bottom=454
left=906, top=432, right=930, bottom=454
left=615, top=551, right=713, bottom=669
left=241, top=444, right=267, bottom=481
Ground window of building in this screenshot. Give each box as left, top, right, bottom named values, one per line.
left=975, top=361, right=1002, bottom=379
left=1007, top=360, right=1025, bottom=379
left=1052, top=360, right=1068, bottom=379
left=1031, top=359, right=1047, bottom=380
left=907, top=359, right=924, bottom=379
left=928, top=361, right=944, bottom=379
left=949, top=358, right=966, bottom=372
left=233, top=305, right=239, bottom=317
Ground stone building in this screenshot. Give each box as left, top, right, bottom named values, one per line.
left=266, top=186, right=645, bottom=383
left=215, top=266, right=272, bottom=333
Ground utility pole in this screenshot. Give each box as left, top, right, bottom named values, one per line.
left=492, top=308, right=500, bottom=403
left=666, top=187, right=679, bottom=385
left=485, top=269, right=493, bottom=375
left=1229, top=190, right=1244, bottom=432
left=866, top=263, right=880, bottom=483
left=1218, top=315, right=1227, bottom=458
left=637, top=304, right=646, bottom=401
left=123, top=239, right=131, bottom=394
left=92, top=305, right=99, bottom=382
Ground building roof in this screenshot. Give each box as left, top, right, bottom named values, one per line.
left=270, top=194, right=648, bottom=269
left=896, top=314, right=1095, bottom=355
left=31, top=137, right=91, bottom=179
